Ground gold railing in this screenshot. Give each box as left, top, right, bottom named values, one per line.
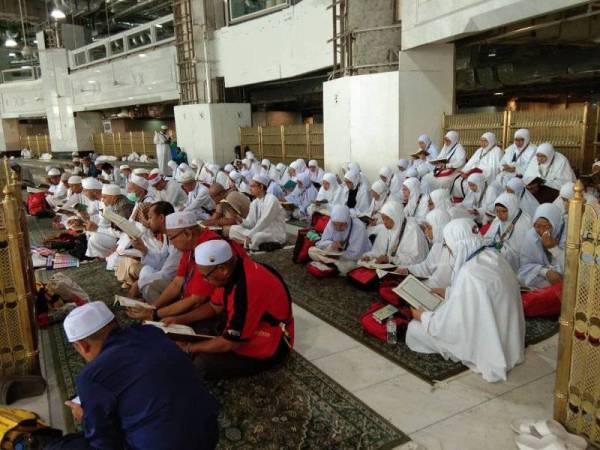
left=90, top=131, right=166, bottom=159
left=0, top=159, right=38, bottom=376
left=19, top=135, right=51, bottom=158
left=240, top=124, right=324, bottom=166
left=554, top=181, right=600, bottom=445
left=443, top=104, right=598, bottom=173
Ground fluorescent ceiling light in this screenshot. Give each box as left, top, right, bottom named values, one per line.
left=494, top=92, right=504, bottom=96
left=21, top=65, right=32, bottom=69
left=33, top=40, right=38, bottom=44
left=488, top=52, right=496, bottom=57
left=5, top=37, right=17, bottom=48
left=8, top=52, right=16, bottom=57
left=155, top=24, right=163, bottom=28
left=51, top=8, right=66, bottom=20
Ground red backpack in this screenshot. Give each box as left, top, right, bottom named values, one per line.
left=27, top=192, right=49, bottom=216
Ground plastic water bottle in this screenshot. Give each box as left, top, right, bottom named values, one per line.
left=386, top=320, right=397, bottom=345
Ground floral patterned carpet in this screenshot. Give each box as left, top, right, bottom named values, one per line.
left=253, top=248, right=559, bottom=384
left=30, top=216, right=409, bottom=449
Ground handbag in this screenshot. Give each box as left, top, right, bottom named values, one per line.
left=347, top=267, right=378, bottom=290
left=521, top=283, right=562, bottom=317
left=311, top=212, right=330, bottom=234
left=359, top=302, right=412, bottom=342
left=306, top=261, right=338, bottom=278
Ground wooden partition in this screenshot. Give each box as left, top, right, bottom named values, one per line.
left=90, top=131, right=167, bottom=159
left=19, top=135, right=51, bottom=158
left=240, top=124, right=325, bottom=166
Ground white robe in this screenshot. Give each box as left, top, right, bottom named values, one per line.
left=453, top=145, right=503, bottom=198
left=422, top=143, right=467, bottom=191
left=182, top=183, right=214, bottom=221
left=483, top=212, right=532, bottom=272
left=342, top=183, right=371, bottom=217
left=407, top=243, right=452, bottom=289
left=153, top=131, right=171, bottom=175
left=363, top=220, right=428, bottom=266
left=523, top=152, right=575, bottom=191
left=494, top=143, right=537, bottom=188
left=155, top=180, right=187, bottom=208
left=138, top=237, right=181, bottom=302
left=518, top=228, right=565, bottom=289
left=229, top=193, right=287, bottom=250
left=454, top=183, right=500, bottom=223
left=406, top=249, right=525, bottom=382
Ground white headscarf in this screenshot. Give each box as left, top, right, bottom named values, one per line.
left=316, top=172, right=342, bottom=203
left=370, top=179, right=389, bottom=213
left=429, top=188, right=452, bottom=212
left=402, top=177, right=422, bottom=216
left=533, top=203, right=564, bottom=240
left=442, top=131, right=459, bottom=150
left=480, top=132, right=497, bottom=152
left=514, top=128, right=530, bottom=149
left=425, top=208, right=451, bottom=244
left=535, top=143, right=556, bottom=176
left=443, top=218, right=483, bottom=283
left=379, top=200, right=406, bottom=255
left=344, top=170, right=361, bottom=187
left=418, top=134, right=431, bottom=147
left=379, top=166, right=394, bottom=185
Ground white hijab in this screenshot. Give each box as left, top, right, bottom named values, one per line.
left=443, top=218, right=483, bottom=283
left=403, top=177, right=423, bottom=216
left=425, top=208, right=451, bottom=245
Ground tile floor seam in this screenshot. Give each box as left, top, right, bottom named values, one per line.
left=407, top=371, right=556, bottom=436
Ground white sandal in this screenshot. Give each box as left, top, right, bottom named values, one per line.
left=511, top=419, right=587, bottom=450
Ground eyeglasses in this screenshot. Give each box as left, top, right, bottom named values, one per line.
left=201, top=265, right=220, bottom=280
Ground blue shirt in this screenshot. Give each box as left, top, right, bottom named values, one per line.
left=76, top=325, right=219, bottom=450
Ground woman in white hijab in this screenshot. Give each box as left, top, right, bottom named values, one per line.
left=259, top=159, right=272, bottom=178
left=518, top=203, right=566, bottom=289
left=402, top=178, right=429, bottom=221
left=552, top=181, right=596, bottom=215
left=395, top=208, right=452, bottom=288
left=366, top=180, right=391, bottom=223
left=483, top=192, right=532, bottom=272
left=417, top=134, right=439, bottom=160
left=495, top=128, right=537, bottom=188
left=422, top=130, right=467, bottom=191
left=308, top=160, right=324, bottom=185
left=406, top=218, right=525, bottom=383
left=343, top=170, right=371, bottom=217
left=454, top=173, right=499, bottom=223
left=360, top=200, right=428, bottom=266
left=390, top=159, right=410, bottom=196
left=347, top=161, right=370, bottom=187
left=276, top=162, right=290, bottom=186
left=523, top=142, right=575, bottom=191
left=505, top=177, right=539, bottom=218
left=308, top=172, right=345, bottom=216
left=427, top=188, right=453, bottom=213
left=285, top=172, right=318, bottom=219
left=309, top=204, right=371, bottom=275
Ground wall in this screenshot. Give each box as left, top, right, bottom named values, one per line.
left=174, top=103, right=251, bottom=165
left=0, top=119, right=21, bottom=151
left=68, top=45, right=179, bottom=112
left=252, top=111, right=303, bottom=126
left=0, top=80, right=46, bottom=119
left=398, top=44, right=455, bottom=156
left=323, top=72, right=399, bottom=181
left=213, top=0, right=333, bottom=87
left=401, top=0, right=590, bottom=49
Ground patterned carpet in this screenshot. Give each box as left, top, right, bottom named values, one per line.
left=31, top=216, right=409, bottom=449
left=253, top=248, right=560, bottom=384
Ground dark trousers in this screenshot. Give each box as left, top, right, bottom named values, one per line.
left=191, top=317, right=290, bottom=380
left=44, top=433, right=93, bottom=450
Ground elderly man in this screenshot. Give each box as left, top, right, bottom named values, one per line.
left=45, top=302, right=218, bottom=450
left=177, top=171, right=214, bottom=221
left=126, top=201, right=181, bottom=303
left=228, top=174, right=287, bottom=251
left=127, top=175, right=155, bottom=223
left=149, top=172, right=187, bottom=208
left=85, top=184, right=133, bottom=259
left=175, top=240, right=293, bottom=380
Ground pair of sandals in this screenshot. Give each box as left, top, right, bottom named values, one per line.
left=512, top=419, right=587, bottom=450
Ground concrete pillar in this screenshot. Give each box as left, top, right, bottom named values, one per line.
left=174, top=103, right=251, bottom=165
left=0, top=119, right=22, bottom=151
left=398, top=44, right=455, bottom=156
left=323, top=72, right=400, bottom=182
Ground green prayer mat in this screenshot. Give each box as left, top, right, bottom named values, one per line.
left=253, top=248, right=559, bottom=384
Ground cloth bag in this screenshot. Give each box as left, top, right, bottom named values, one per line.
left=347, top=267, right=378, bottom=290
left=359, top=302, right=412, bottom=342
left=46, top=273, right=90, bottom=303
left=26, top=192, right=50, bottom=217
left=306, top=261, right=338, bottom=278
left=521, top=283, right=562, bottom=317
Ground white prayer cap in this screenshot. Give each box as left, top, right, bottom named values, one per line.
left=132, top=168, right=149, bottom=176
left=129, top=175, right=148, bottom=190
left=229, top=170, right=242, bottom=181
left=224, top=163, right=234, bottom=173
left=246, top=151, right=255, bottom=160
left=101, top=184, right=121, bottom=196
left=149, top=173, right=163, bottom=186
left=252, top=174, right=269, bottom=187
left=68, top=176, right=82, bottom=185
left=241, top=158, right=251, bottom=167
left=194, top=239, right=233, bottom=266
left=308, top=160, right=318, bottom=167
left=177, top=171, right=195, bottom=183
left=166, top=211, right=196, bottom=230
left=119, top=164, right=130, bottom=171
left=261, top=159, right=270, bottom=167
left=47, top=168, right=60, bottom=176
left=161, top=125, right=168, bottom=130
left=331, top=205, right=350, bottom=223
left=167, top=160, right=178, bottom=170
left=276, top=163, right=287, bottom=172
left=149, top=168, right=162, bottom=176
left=82, top=177, right=102, bottom=190
left=63, top=301, right=115, bottom=343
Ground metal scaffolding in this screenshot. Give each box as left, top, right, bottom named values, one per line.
left=172, top=0, right=199, bottom=104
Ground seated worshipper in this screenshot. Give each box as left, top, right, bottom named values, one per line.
left=177, top=170, right=214, bottom=221
left=266, top=175, right=285, bottom=201
left=422, top=130, right=467, bottom=191
left=47, top=302, right=218, bottom=450
left=62, top=176, right=85, bottom=208
left=66, top=177, right=103, bottom=229
left=246, top=150, right=261, bottom=174
left=343, top=170, right=372, bottom=217
left=132, top=167, right=149, bottom=179
left=428, top=188, right=453, bottom=213
left=20, top=146, right=32, bottom=159
left=308, top=160, right=325, bottom=186
left=453, top=173, right=499, bottom=224
left=378, top=166, right=395, bottom=192
left=229, top=174, right=288, bottom=251
left=394, top=208, right=453, bottom=289
left=364, top=180, right=391, bottom=226
left=167, top=160, right=179, bottom=179
left=505, top=177, right=539, bottom=218
left=411, top=145, right=434, bottom=181
left=523, top=175, right=561, bottom=205
left=414, top=133, right=439, bottom=161
left=202, top=190, right=250, bottom=238
left=259, top=159, right=272, bottom=178
left=98, top=162, right=117, bottom=184
left=523, top=142, right=576, bottom=192
left=117, top=164, right=131, bottom=190
left=126, top=212, right=232, bottom=323
left=149, top=172, right=187, bottom=208
left=127, top=175, right=155, bottom=222
left=85, top=184, right=134, bottom=259
left=402, top=178, right=429, bottom=221
left=308, top=172, right=345, bottom=216
left=126, top=202, right=181, bottom=303
left=229, top=170, right=249, bottom=195
left=518, top=203, right=565, bottom=290
left=175, top=163, right=191, bottom=181
left=308, top=205, right=371, bottom=275
left=495, top=128, right=537, bottom=189
left=552, top=181, right=596, bottom=215
left=285, top=172, right=319, bottom=219
left=347, top=161, right=370, bottom=187
left=406, top=218, right=525, bottom=382
left=483, top=192, right=532, bottom=272
left=81, top=156, right=98, bottom=178
left=360, top=200, right=428, bottom=266
left=45, top=168, right=67, bottom=208
left=452, top=132, right=503, bottom=199
left=390, top=159, right=410, bottom=196
left=214, top=165, right=233, bottom=190
left=160, top=240, right=293, bottom=380
left=276, top=162, right=291, bottom=186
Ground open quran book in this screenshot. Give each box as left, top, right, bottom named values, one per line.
left=143, top=321, right=215, bottom=342
left=102, top=209, right=144, bottom=239
left=114, top=295, right=155, bottom=310
left=357, top=260, right=397, bottom=271
left=392, top=275, right=443, bottom=312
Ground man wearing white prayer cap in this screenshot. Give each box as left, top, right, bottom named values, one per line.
left=126, top=175, right=155, bottom=223
left=117, top=164, right=131, bottom=190
left=52, top=301, right=219, bottom=449
left=132, top=167, right=149, bottom=179
left=59, top=176, right=85, bottom=210
left=228, top=173, right=287, bottom=251
left=175, top=239, right=294, bottom=380
left=149, top=172, right=187, bottom=208
left=175, top=170, right=214, bottom=221
left=44, top=168, right=68, bottom=208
